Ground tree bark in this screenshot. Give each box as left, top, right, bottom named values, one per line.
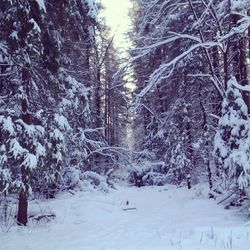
left=95, top=69, right=102, bottom=128
left=17, top=173, right=28, bottom=226
left=17, top=66, right=30, bottom=226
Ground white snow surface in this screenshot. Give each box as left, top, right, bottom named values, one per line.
left=1, top=184, right=250, bottom=250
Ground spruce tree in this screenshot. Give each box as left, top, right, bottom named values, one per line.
left=214, top=78, right=248, bottom=190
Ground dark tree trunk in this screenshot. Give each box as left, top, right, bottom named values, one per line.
left=239, top=35, right=249, bottom=112
left=249, top=14, right=250, bottom=59
left=17, top=157, right=30, bottom=226
left=211, top=46, right=223, bottom=116
left=207, top=162, right=213, bottom=190
left=17, top=179, right=28, bottom=226
left=212, top=46, right=220, bottom=79
left=224, top=51, right=229, bottom=89
left=95, top=70, right=102, bottom=128
left=104, top=79, right=109, bottom=140
left=230, top=13, right=241, bottom=82
left=187, top=175, right=191, bottom=189
left=17, top=66, right=30, bottom=226
left=230, top=10, right=249, bottom=111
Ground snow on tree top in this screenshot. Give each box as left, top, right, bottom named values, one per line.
left=35, top=0, right=46, bottom=13
left=231, top=0, right=250, bottom=10
left=54, top=114, right=71, bottom=131
left=10, top=31, right=18, bottom=41
left=0, top=116, right=15, bottom=136
left=36, top=142, right=46, bottom=158
left=0, top=42, right=8, bottom=57
left=10, top=139, right=28, bottom=160
left=85, top=0, right=98, bottom=21
left=29, top=18, right=41, bottom=34
left=50, top=129, right=64, bottom=142
left=22, top=153, right=37, bottom=170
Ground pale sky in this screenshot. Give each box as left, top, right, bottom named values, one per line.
left=100, top=0, right=135, bottom=94
left=100, top=0, right=133, bottom=51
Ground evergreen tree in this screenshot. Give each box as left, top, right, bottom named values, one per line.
left=214, top=78, right=249, bottom=190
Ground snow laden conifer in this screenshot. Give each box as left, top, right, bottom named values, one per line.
left=0, top=0, right=46, bottom=226
left=214, top=77, right=250, bottom=190
left=164, top=98, right=193, bottom=185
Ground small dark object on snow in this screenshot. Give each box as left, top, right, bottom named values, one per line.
left=214, top=189, right=222, bottom=195
left=208, top=193, right=215, bottom=199
left=187, top=174, right=191, bottom=189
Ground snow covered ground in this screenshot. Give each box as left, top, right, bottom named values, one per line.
left=1, top=184, right=250, bottom=250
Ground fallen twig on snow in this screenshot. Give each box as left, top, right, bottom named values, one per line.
left=122, top=208, right=137, bottom=211
left=217, top=193, right=234, bottom=205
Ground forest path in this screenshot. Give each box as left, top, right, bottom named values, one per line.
left=1, top=185, right=249, bottom=250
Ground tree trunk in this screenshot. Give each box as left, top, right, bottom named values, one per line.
left=95, top=69, right=102, bottom=128
left=229, top=9, right=250, bottom=111
left=17, top=181, right=28, bottom=226
left=17, top=66, right=30, bottom=226
left=104, top=77, right=109, bottom=140
left=239, top=35, right=249, bottom=112
left=223, top=50, right=229, bottom=89
left=199, top=83, right=213, bottom=189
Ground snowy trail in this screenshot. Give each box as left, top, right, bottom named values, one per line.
left=1, top=185, right=250, bottom=250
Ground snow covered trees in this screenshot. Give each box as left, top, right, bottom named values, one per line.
left=0, top=0, right=129, bottom=226
left=130, top=0, right=250, bottom=188
left=214, top=78, right=250, bottom=190
left=0, top=0, right=249, bottom=227
left=0, top=0, right=46, bottom=226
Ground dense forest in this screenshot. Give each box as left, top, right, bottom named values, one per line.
left=130, top=0, right=250, bottom=193
left=0, top=0, right=129, bottom=226
left=1, top=0, right=250, bottom=238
